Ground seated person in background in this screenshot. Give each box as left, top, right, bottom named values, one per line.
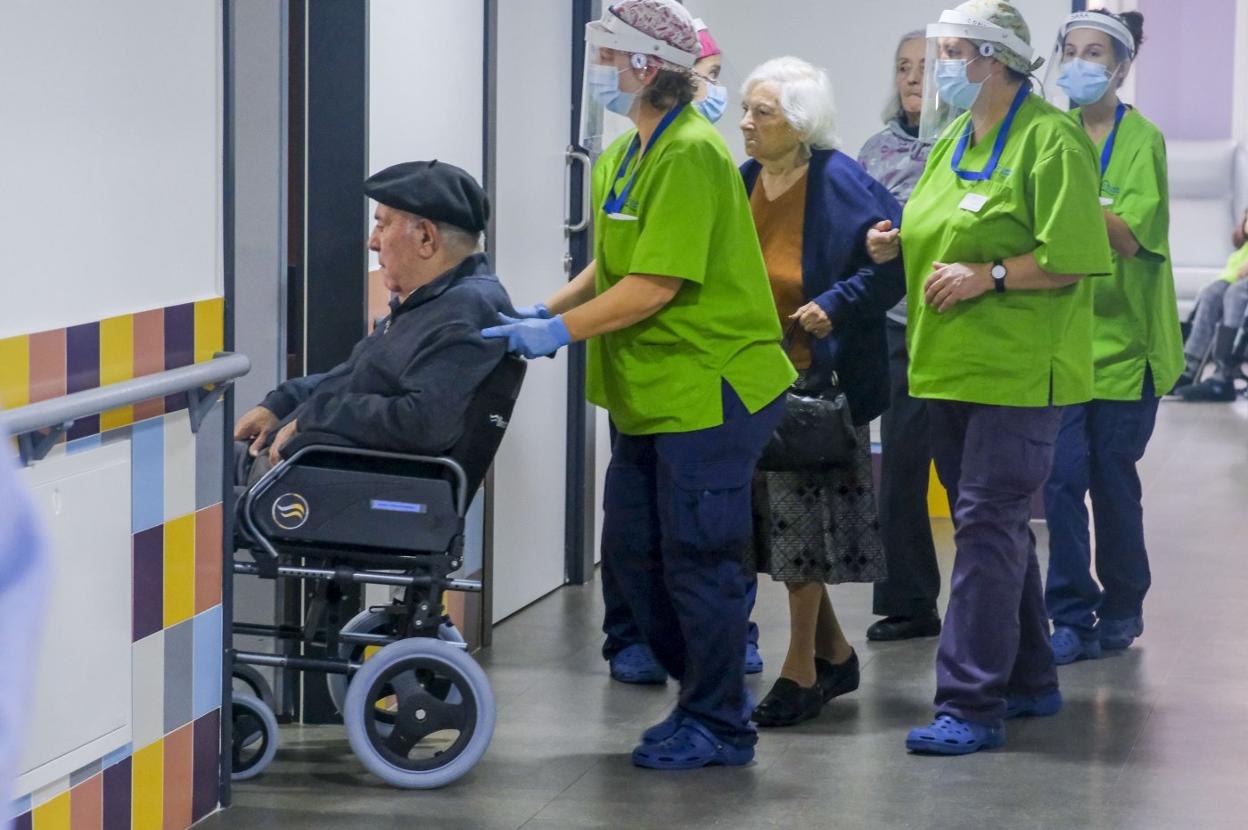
left=233, top=160, right=513, bottom=482
left=1173, top=208, right=1248, bottom=401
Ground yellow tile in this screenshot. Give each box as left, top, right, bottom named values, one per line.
left=32, top=790, right=70, bottom=830
left=131, top=739, right=164, bottom=830
left=193, top=298, right=224, bottom=363
left=0, top=335, right=30, bottom=409
left=99, top=314, right=135, bottom=430
left=163, top=514, right=196, bottom=628
left=927, top=461, right=950, bottom=519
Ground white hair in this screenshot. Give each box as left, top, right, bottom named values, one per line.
left=742, top=56, right=840, bottom=151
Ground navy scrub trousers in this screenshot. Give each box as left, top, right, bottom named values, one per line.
left=602, top=382, right=783, bottom=745
left=927, top=401, right=1063, bottom=725
left=1043, top=368, right=1160, bottom=632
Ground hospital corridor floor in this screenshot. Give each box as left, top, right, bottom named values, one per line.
left=204, top=400, right=1248, bottom=830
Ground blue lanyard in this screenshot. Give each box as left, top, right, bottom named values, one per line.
left=603, top=104, right=685, bottom=215
left=1096, top=102, right=1128, bottom=177
left=950, top=82, right=1031, bottom=181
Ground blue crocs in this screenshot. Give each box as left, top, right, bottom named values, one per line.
left=610, top=643, right=667, bottom=685
left=632, top=719, right=754, bottom=770
left=1051, top=625, right=1102, bottom=665
left=1098, top=616, right=1143, bottom=651
left=1005, top=689, right=1063, bottom=719
left=745, top=641, right=764, bottom=675
left=906, top=714, right=1005, bottom=756
left=641, top=709, right=684, bottom=745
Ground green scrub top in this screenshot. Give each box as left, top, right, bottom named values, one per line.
left=1074, top=106, right=1185, bottom=400
left=902, top=92, right=1113, bottom=407
left=585, top=105, right=795, bottom=435
left=1217, top=243, right=1248, bottom=284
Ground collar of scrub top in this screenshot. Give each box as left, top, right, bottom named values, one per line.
left=382, top=251, right=488, bottom=334
left=1060, top=11, right=1136, bottom=59
left=1085, top=101, right=1129, bottom=178
left=927, top=9, right=1038, bottom=67
left=950, top=80, right=1032, bottom=182
left=586, top=7, right=699, bottom=70
left=603, top=103, right=686, bottom=216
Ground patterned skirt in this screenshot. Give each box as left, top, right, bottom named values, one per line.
left=751, top=424, right=886, bottom=585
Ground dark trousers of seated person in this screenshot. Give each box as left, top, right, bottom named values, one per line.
left=1044, top=367, right=1159, bottom=632
left=233, top=440, right=275, bottom=488
left=603, top=383, right=783, bottom=746
left=874, top=319, right=942, bottom=619
left=928, top=401, right=1061, bottom=725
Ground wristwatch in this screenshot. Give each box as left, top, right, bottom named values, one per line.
left=991, top=260, right=1007, bottom=293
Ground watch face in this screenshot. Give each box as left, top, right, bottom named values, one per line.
left=992, top=264, right=1007, bottom=279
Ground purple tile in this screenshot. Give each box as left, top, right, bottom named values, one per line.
left=13, top=811, right=31, bottom=830
left=66, top=321, right=101, bottom=440
left=192, top=709, right=220, bottom=822
left=164, top=302, right=195, bottom=411
left=102, top=755, right=131, bottom=830
left=132, top=526, right=164, bottom=642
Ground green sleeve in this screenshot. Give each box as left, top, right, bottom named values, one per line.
left=626, top=150, right=714, bottom=284
left=1029, top=147, right=1114, bottom=277
left=1113, top=139, right=1169, bottom=264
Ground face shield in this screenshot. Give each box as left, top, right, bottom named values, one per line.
left=579, top=6, right=698, bottom=157
left=692, top=52, right=744, bottom=126
left=918, top=9, right=1038, bottom=143
left=1040, top=12, right=1135, bottom=110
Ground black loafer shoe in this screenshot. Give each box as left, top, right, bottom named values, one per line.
left=815, top=650, right=860, bottom=703
left=866, top=611, right=942, bottom=641
left=751, top=678, right=823, bottom=727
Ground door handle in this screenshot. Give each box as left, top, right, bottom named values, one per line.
left=565, top=146, right=592, bottom=234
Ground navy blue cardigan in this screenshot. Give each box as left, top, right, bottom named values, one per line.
left=741, top=149, right=905, bottom=424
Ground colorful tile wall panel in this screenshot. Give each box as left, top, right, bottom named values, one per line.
left=193, top=299, right=224, bottom=363
left=162, top=621, right=195, bottom=735
left=131, top=632, right=166, bottom=750
left=162, top=303, right=194, bottom=412
left=162, top=515, right=195, bottom=630
left=162, top=412, right=197, bottom=522
left=99, top=315, right=135, bottom=432
left=0, top=335, right=30, bottom=408
left=160, top=725, right=193, bottom=830
left=132, top=528, right=164, bottom=643
left=130, top=742, right=162, bottom=830
left=131, top=309, right=165, bottom=422
left=68, top=774, right=101, bottom=830
left=65, top=322, right=100, bottom=441
left=194, top=505, right=222, bottom=614
left=31, top=791, right=69, bottom=830
left=190, top=712, right=219, bottom=824
left=100, top=756, right=130, bottom=830
left=131, top=418, right=165, bottom=534
left=192, top=607, right=222, bottom=721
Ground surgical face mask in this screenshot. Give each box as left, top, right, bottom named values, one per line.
left=587, top=63, right=635, bottom=117
left=1058, top=57, right=1112, bottom=105
left=695, top=82, right=728, bottom=123
left=936, top=58, right=984, bottom=111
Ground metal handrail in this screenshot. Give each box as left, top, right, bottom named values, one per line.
left=5, top=351, right=250, bottom=463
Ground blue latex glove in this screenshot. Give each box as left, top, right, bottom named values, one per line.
left=512, top=303, right=552, bottom=319
left=481, top=313, right=571, bottom=358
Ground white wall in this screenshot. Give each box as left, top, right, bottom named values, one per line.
left=683, top=0, right=1072, bottom=160
left=0, top=0, right=221, bottom=337
left=367, top=0, right=485, bottom=272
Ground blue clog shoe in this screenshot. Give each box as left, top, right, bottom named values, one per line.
left=1052, top=625, right=1102, bottom=665
left=632, top=719, right=754, bottom=770
left=1005, top=689, right=1063, bottom=719
left=1098, top=616, right=1143, bottom=651
left=609, top=643, right=667, bottom=685
left=905, top=714, right=1005, bottom=756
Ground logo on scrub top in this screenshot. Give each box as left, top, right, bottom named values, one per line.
left=272, top=493, right=309, bottom=530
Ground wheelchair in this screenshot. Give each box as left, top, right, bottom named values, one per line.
left=228, top=355, right=525, bottom=789
left=1181, top=302, right=1248, bottom=393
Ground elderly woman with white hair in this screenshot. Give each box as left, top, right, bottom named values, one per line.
left=738, top=56, right=905, bottom=727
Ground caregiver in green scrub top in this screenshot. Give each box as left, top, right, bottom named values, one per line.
left=482, top=0, right=792, bottom=770
left=868, top=0, right=1112, bottom=756
left=1039, top=10, right=1183, bottom=665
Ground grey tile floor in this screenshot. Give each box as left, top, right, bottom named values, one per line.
left=205, top=399, right=1248, bottom=830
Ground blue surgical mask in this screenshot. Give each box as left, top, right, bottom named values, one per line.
left=936, top=58, right=984, bottom=111
left=1058, top=57, right=1112, bottom=105
left=694, top=83, right=728, bottom=123
left=587, top=63, right=636, bottom=117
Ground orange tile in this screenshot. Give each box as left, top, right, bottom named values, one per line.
left=28, top=329, right=66, bottom=404
left=161, top=724, right=194, bottom=830
left=69, top=774, right=103, bottom=830
left=133, top=309, right=165, bottom=421
left=194, top=505, right=223, bottom=613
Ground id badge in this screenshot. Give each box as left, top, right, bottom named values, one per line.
left=606, top=212, right=638, bottom=221
left=958, top=192, right=989, bottom=213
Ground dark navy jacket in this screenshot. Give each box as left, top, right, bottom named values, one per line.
left=261, top=252, right=513, bottom=455
left=741, top=149, right=905, bottom=424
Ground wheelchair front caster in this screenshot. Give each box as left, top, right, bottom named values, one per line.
left=343, top=638, right=494, bottom=789
left=232, top=664, right=277, bottom=714
left=231, top=692, right=279, bottom=781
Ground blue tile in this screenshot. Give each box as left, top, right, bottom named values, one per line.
left=194, top=404, right=224, bottom=511
left=6, top=794, right=31, bottom=822
left=66, top=433, right=102, bottom=455
left=192, top=605, right=223, bottom=720
left=131, top=417, right=164, bottom=532
left=102, top=742, right=132, bottom=769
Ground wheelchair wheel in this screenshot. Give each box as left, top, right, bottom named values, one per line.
left=328, top=609, right=467, bottom=716
left=231, top=692, right=278, bottom=781
left=232, top=664, right=276, bottom=714
left=343, top=638, right=494, bottom=789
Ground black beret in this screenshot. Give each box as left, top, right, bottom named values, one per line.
left=364, top=160, right=490, bottom=233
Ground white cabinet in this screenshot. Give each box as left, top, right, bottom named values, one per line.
left=16, top=442, right=132, bottom=795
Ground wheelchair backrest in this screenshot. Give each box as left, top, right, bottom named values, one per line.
left=446, top=354, right=526, bottom=498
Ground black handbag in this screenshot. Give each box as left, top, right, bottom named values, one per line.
left=757, top=324, right=858, bottom=473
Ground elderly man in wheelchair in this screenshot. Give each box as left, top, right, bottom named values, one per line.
left=228, top=160, right=525, bottom=789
